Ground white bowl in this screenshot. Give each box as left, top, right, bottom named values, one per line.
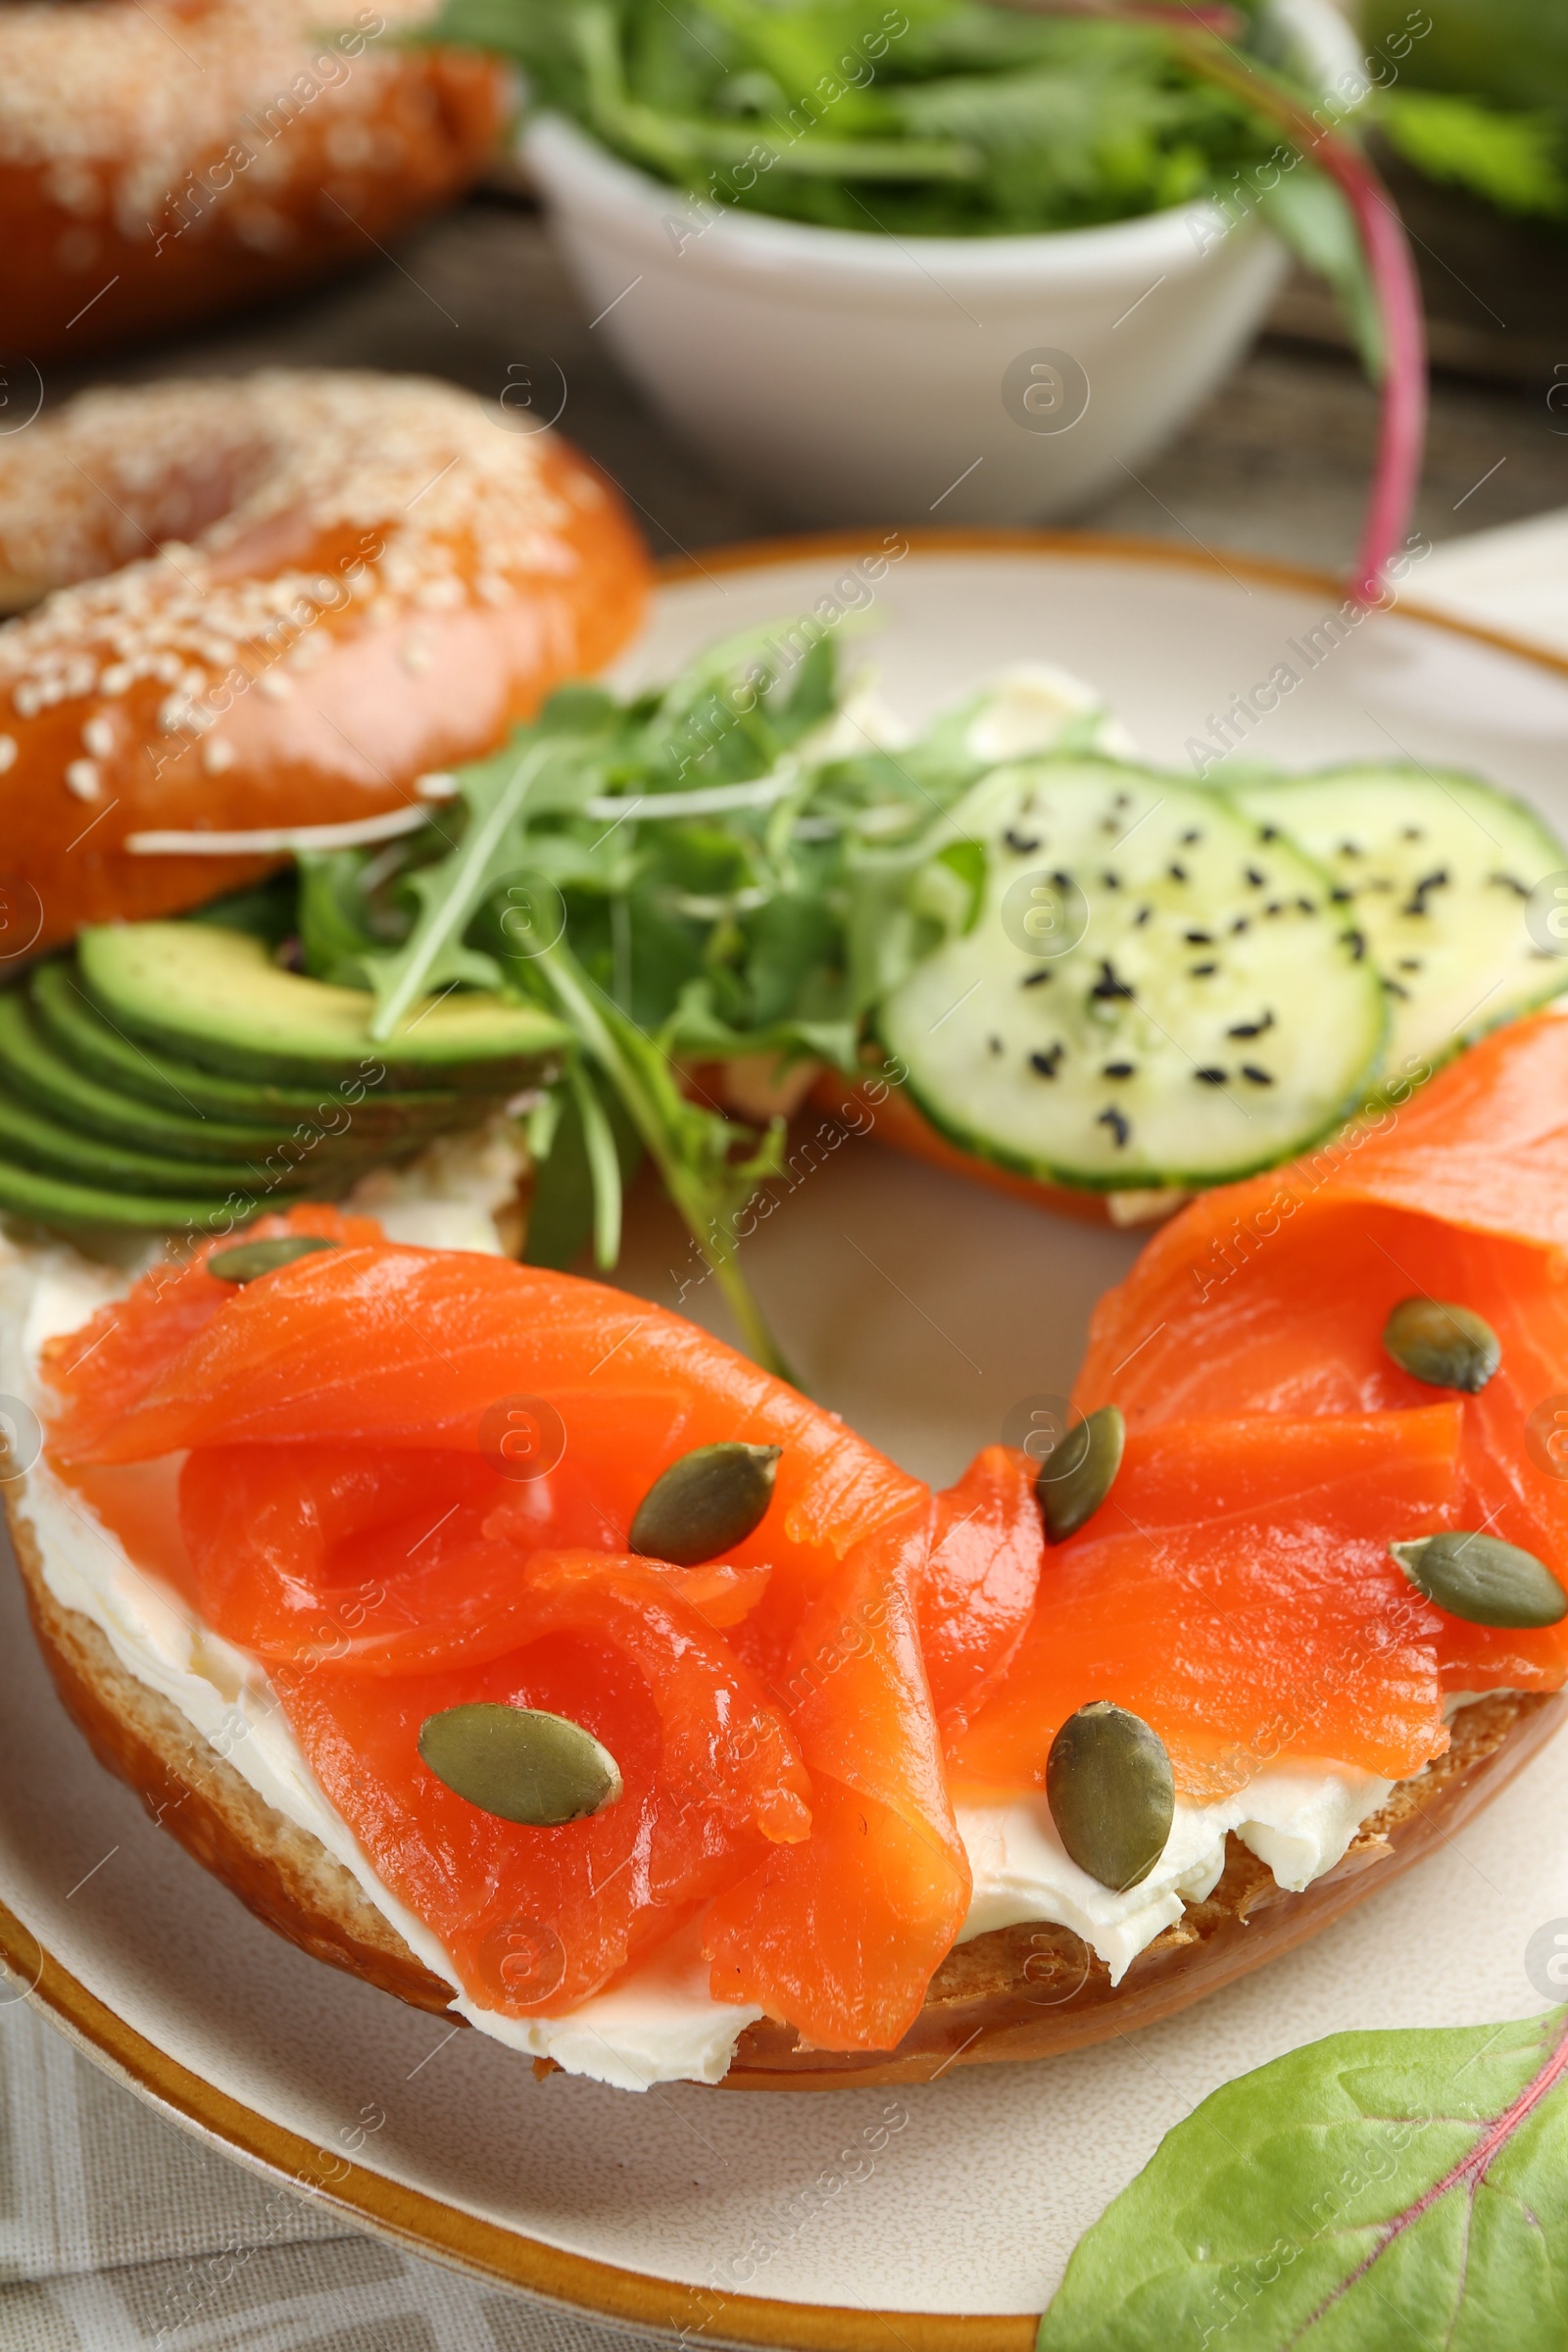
left=523, top=0, right=1362, bottom=526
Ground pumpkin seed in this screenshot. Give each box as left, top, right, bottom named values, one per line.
left=417, top=1703, right=622, bottom=1826
left=1389, top=1532, right=1567, bottom=1629
left=1037, top=1404, right=1125, bottom=1542
left=208, top=1235, right=338, bottom=1285
left=1382, top=1297, right=1500, bottom=1393
left=1047, top=1700, right=1174, bottom=1892
left=629, top=1441, right=781, bottom=1566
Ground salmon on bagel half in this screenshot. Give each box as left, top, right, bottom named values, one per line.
left=3, top=1011, right=1566, bottom=2092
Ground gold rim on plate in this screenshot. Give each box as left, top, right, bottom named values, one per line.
left=1, top=529, right=1563, bottom=2347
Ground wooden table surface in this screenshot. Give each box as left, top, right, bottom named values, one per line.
left=44, top=193, right=1568, bottom=579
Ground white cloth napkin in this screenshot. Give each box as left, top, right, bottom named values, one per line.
left=0, top=1992, right=672, bottom=2352
left=1405, top=506, right=1568, bottom=661
left=0, top=1993, right=670, bottom=2352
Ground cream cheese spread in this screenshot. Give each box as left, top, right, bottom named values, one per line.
left=961, top=662, right=1138, bottom=765
left=956, top=1760, right=1392, bottom=1988
left=0, top=1126, right=1418, bottom=2089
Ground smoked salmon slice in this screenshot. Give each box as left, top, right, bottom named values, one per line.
left=275, top=1549, right=810, bottom=2018
left=48, top=1242, right=963, bottom=2049
left=920, top=1446, right=1043, bottom=1732
left=1073, top=1020, right=1568, bottom=1693
left=1076, top=1014, right=1568, bottom=1425
left=1076, top=1200, right=1568, bottom=1692
left=175, top=1446, right=773, bottom=1673
left=42, top=1205, right=382, bottom=1461
left=32, top=1012, right=1568, bottom=2060
left=1335, top=1009, right=1568, bottom=1252
left=703, top=1500, right=972, bottom=2052
left=57, top=1245, right=925, bottom=1579
left=948, top=1408, right=1461, bottom=1799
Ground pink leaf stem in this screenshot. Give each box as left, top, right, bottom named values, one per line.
left=1003, top=3, right=1430, bottom=604
left=1298, top=2011, right=1568, bottom=2332
left=1182, top=36, right=1429, bottom=605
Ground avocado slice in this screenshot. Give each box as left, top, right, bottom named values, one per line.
left=29, top=962, right=499, bottom=1138
left=0, top=1078, right=317, bottom=1199
left=0, top=1154, right=273, bottom=1234
left=0, top=994, right=375, bottom=1167
left=78, top=923, right=568, bottom=1090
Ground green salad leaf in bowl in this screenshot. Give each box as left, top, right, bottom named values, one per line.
left=441, top=0, right=1300, bottom=237
left=432, top=0, right=1427, bottom=602
left=1364, top=0, right=1568, bottom=227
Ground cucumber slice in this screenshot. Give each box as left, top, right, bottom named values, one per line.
left=1233, top=765, right=1568, bottom=1086
left=878, top=759, right=1387, bottom=1192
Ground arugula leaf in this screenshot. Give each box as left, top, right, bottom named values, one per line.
left=427, top=0, right=1427, bottom=589
left=295, top=837, right=433, bottom=985
left=1038, top=2007, right=1568, bottom=2350
left=336, top=628, right=866, bottom=1370
left=521, top=1064, right=644, bottom=1271
left=292, top=628, right=1111, bottom=1372
left=524, top=938, right=792, bottom=1374
left=360, top=734, right=580, bottom=1038
left=429, top=0, right=1292, bottom=235
left=575, top=0, right=980, bottom=186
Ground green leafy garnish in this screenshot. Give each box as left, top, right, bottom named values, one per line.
left=1379, top=88, right=1568, bottom=222
left=519, top=1066, right=641, bottom=1271
left=425, top=0, right=1429, bottom=597
left=1256, top=170, right=1384, bottom=379
left=1038, top=2007, right=1568, bottom=2349
left=300, top=623, right=1084, bottom=1376
left=430, top=0, right=1294, bottom=236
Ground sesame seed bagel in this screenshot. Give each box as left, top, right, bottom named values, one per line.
left=6, top=1470, right=1558, bottom=2088
left=0, top=369, right=651, bottom=952
left=0, top=0, right=510, bottom=360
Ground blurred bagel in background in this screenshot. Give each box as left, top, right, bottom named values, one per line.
left=0, top=369, right=651, bottom=951
left=0, top=0, right=511, bottom=361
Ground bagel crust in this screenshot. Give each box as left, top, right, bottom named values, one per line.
left=0, top=370, right=651, bottom=951
left=0, top=1, right=509, bottom=361
left=7, top=1475, right=1558, bottom=2087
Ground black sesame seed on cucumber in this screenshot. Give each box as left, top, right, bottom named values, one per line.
left=878, top=760, right=1387, bottom=1192
left=1233, top=765, right=1568, bottom=1089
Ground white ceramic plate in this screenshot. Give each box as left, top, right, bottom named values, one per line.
left=5, top=536, right=1568, bottom=2347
